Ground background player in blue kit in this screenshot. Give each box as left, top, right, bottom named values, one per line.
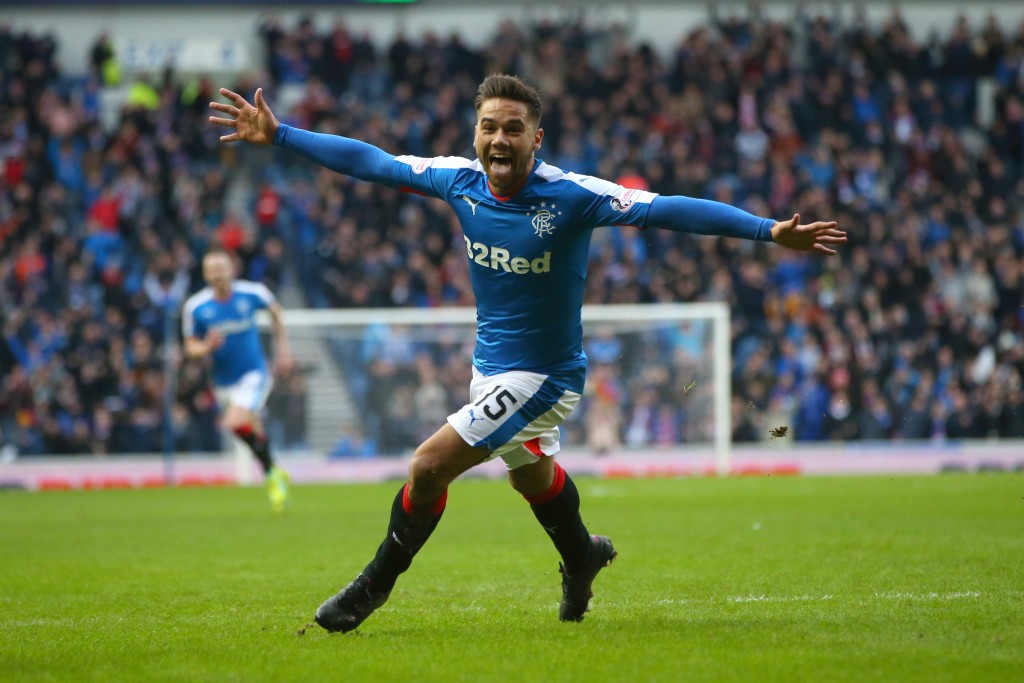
left=210, top=74, right=846, bottom=630
left=182, top=250, right=294, bottom=512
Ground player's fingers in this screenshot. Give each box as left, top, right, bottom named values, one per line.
left=798, top=221, right=838, bottom=232
left=209, top=102, right=240, bottom=116
left=255, top=87, right=265, bottom=109
left=815, top=235, right=847, bottom=243
left=774, top=214, right=798, bottom=231
left=813, top=243, right=838, bottom=255
left=219, top=87, right=247, bottom=105
left=208, top=116, right=238, bottom=129
left=219, top=132, right=240, bottom=142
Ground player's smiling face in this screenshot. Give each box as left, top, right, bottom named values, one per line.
left=474, top=98, right=543, bottom=196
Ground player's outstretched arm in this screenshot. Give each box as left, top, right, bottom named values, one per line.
left=209, top=88, right=279, bottom=145
left=769, top=214, right=846, bottom=255
left=644, top=196, right=845, bottom=255
left=209, top=87, right=398, bottom=185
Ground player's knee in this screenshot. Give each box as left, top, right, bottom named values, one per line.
left=507, top=458, right=554, bottom=496
left=407, top=451, right=449, bottom=491
left=405, top=450, right=442, bottom=489
left=224, top=407, right=258, bottom=433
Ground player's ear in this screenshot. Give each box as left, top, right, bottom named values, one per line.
left=533, top=127, right=544, bottom=151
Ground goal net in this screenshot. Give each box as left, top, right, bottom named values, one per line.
left=260, top=303, right=732, bottom=473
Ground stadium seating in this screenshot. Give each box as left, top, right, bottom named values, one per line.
left=1, top=8, right=1022, bottom=455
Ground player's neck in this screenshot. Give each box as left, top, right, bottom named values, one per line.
left=487, top=161, right=534, bottom=201
left=212, top=284, right=232, bottom=300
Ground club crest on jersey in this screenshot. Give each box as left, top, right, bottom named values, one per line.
left=526, top=202, right=559, bottom=237
left=235, top=299, right=250, bottom=315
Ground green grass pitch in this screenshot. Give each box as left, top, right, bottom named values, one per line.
left=2, top=473, right=1022, bottom=682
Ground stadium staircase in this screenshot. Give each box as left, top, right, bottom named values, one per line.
left=276, top=284, right=361, bottom=455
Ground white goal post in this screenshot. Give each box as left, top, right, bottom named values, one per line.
left=259, top=303, right=732, bottom=474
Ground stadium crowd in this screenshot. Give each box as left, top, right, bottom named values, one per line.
left=1, top=5, right=1023, bottom=456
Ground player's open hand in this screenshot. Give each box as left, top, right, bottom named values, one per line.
left=770, top=214, right=846, bottom=255
left=209, top=88, right=279, bottom=145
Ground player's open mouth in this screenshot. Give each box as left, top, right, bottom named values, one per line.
left=489, top=154, right=512, bottom=172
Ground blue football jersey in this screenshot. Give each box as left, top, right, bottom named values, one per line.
left=277, top=125, right=776, bottom=392
left=387, top=156, right=657, bottom=392
left=181, top=280, right=275, bottom=386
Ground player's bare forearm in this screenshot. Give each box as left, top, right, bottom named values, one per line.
left=273, top=331, right=291, bottom=362
left=185, top=331, right=224, bottom=358
left=183, top=337, right=211, bottom=358
left=269, top=308, right=294, bottom=374
left=769, top=213, right=847, bottom=255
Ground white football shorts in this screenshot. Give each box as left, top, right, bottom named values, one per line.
left=447, top=368, right=582, bottom=470
left=214, top=370, right=273, bottom=413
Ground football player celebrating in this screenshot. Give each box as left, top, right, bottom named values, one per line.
left=210, top=74, right=844, bottom=630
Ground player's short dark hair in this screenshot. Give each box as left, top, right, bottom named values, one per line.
left=474, top=74, right=542, bottom=125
